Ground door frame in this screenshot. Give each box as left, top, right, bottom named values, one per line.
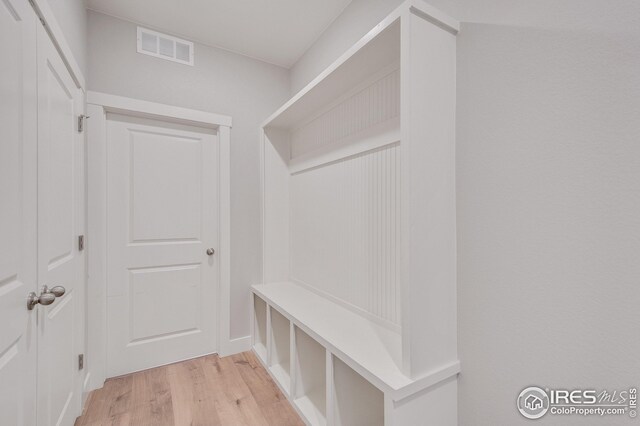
left=85, top=91, right=233, bottom=392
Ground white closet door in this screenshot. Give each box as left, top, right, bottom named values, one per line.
left=106, top=114, right=219, bottom=377
left=36, top=22, right=85, bottom=426
left=0, top=0, right=37, bottom=424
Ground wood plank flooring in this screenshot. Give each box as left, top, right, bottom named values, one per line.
left=75, top=352, right=303, bottom=426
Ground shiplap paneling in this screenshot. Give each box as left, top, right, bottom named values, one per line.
left=290, top=68, right=399, bottom=159
left=290, top=143, right=401, bottom=326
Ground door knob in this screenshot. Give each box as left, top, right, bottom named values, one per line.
left=26, top=285, right=66, bottom=310
left=27, top=292, right=56, bottom=310
left=206, top=248, right=215, bottom=256
left=49, top=286, right=66, bottom=297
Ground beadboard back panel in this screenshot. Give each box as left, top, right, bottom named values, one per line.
left=290, top=68, right=400, bottom=160
left=290, top=143, right=401, bottom=326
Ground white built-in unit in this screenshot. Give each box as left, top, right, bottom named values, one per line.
left=253, top=0, right=459, bottom=424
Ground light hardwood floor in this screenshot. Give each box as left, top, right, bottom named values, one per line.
left=75, top=352, right=303, bottom=426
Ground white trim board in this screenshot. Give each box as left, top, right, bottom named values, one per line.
left=86, top=92, right=233, bottom=128
left=221, top=336, right=252, bottom=357
left=86, top=92, right=233, bottom=391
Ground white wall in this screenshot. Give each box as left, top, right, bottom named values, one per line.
left=47, top=0, right=87, bottom=76
left=456, top=4, right=640, bottom=424
left=87, top=10, right=290, bottom=340
left=293, top=1, right=640, bottom=425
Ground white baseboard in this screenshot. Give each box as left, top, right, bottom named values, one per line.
left=82, top=372, right=91, bottom=393
left=79, top=372, right=93, bottom=418
left=220, top=335, right=251, bottom=357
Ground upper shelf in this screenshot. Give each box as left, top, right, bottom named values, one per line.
left=264, top=20, right=400, bottom=130
left=262, top=0, right=459, bottom=131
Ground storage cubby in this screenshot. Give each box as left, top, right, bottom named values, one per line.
left=252, top=295, right=267, bottom=362
left=332, top=356, right=384, bottom=426
left=294, top=327, right=326, bottom=425
left=269, top=307, right=291, bottom=393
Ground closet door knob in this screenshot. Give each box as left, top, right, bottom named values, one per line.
left=49, top=286, right=66, bottom=297
left=206, top=248, right=215, bottom=256
left=26, top=292, right=55, bottom=310
left=26, top=285, right=67, bottom=310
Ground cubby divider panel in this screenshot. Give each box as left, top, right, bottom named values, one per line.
left=253, top=295, right=267, bottom=362
left=332, top=356, right=384, bottom=426
left=294, top=327, right=327, bottom=425
left=269, top=307, right=291, bottom=393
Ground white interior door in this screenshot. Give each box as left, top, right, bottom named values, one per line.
left=106, top=113, right=219, bottom=377
left=36, top=23, right=85, bottom=426
left=0, top=0, right=37, bottom=424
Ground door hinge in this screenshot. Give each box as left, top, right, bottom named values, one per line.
left=77, top=114, right=89, bottom=132
left=78, top=235, right=85, bottom=251
left=78, top=354, right=84, bottom=370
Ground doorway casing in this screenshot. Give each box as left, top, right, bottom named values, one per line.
left=85, top=91, right=233, bottom=392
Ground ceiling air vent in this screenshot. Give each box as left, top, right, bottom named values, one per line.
left=137, top=27, right=194, bottom=66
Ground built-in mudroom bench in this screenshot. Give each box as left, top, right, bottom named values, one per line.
left=252, top=1, right=460, bottom=424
